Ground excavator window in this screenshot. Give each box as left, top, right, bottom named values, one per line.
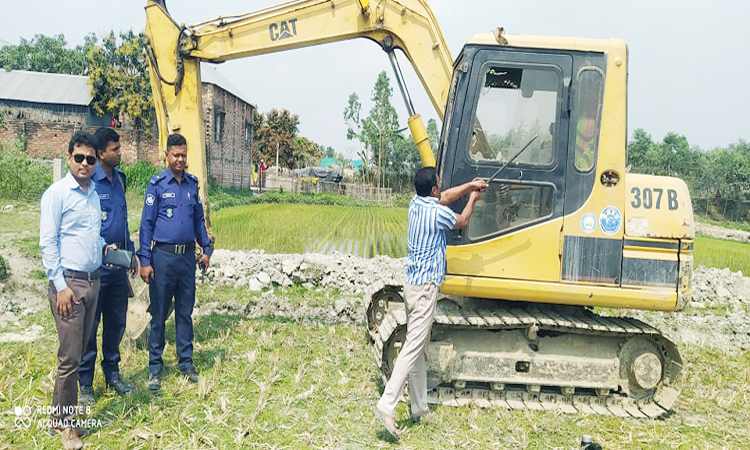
left=462, top=64, right=561, bottom=241
left=572, top=67, right=604, bottom=172
left=469, top=65, right=559, bottom=167
left=467, top=182, right=554, bottom=240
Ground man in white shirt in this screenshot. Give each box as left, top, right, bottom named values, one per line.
left=40, top=131, right=110, bottom=450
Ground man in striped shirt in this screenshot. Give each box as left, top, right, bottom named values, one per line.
left=374, top=167, right=486, bottom=440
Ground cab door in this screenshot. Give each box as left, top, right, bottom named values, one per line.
left=440, top=46, right=572, bottom=282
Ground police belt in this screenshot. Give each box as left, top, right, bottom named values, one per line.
left=153, top=242, right=195, bottom=255
left=63, top=268, right=101, bottom=281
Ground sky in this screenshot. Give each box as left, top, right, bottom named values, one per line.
left=3, top=0, right=749, bottom=159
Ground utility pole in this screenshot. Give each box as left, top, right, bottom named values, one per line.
left=276, top=141, right=280, bottom=172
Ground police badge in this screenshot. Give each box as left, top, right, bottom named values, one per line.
left=166, top=208, right=173, bottom=218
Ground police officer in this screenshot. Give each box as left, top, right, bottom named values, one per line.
left=79, top=128, right=137, bottom=405
left=138, top=133, right=211, bottom=390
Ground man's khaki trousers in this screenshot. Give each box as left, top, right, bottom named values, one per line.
left=376, top=282, right=438, bottom=417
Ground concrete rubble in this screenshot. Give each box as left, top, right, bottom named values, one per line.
left=2, top=247, right=749, bottom=351
left=196, top=249, right=750, bottom=352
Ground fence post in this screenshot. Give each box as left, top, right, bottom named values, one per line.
left=53, top=157, right=63, bottom=182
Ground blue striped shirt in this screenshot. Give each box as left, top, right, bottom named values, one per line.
left=40, top=172, right=107, bottom=292
left=405, top=195, right=457, bottom=286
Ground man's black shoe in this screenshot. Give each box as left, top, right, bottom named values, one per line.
left=79, top=385, right=94, bottom=407
left=107, top=374, right=134, bottom=395
left=148, top=372, right=161, bottom=391
left=180, top=366, right=199, bottom=384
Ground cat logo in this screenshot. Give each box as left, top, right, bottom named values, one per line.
left=269, top=18, right=298, bottom=41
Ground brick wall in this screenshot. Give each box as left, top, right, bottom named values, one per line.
left=202, top=84, right=255, bottom=190
left=1, top=82, right=254, bottom=184
left=0, top=118, right=160, bottom=164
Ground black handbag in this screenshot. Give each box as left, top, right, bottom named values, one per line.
left=103, top=172, right=136, bottom=298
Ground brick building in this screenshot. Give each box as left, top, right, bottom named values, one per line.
left=0, top=69, right=159, bottom=163
left=0, top=65, right=256, bottom=189
left=201, top=64, right=256, bottom=190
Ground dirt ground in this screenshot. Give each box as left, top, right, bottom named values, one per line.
left=0, top=209, right=47, bottom=338
left=695, top=222, right=750, bottom=241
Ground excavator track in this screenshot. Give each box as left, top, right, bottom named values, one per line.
left=364, top=285, right=683, bottom=418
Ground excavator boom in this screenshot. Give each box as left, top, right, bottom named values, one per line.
left=144, top=0, right=453, bottom=200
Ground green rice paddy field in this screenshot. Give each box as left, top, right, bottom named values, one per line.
left=212, top=204, right=750, bottom=273
left=212, top=203, right=408, bottom=258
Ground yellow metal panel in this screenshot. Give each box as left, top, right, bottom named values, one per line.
left=186, top=0, right=453, bottom=120
left=625, top=173, right=695, bottom=239
left=467, top=32, right=623, bottom=54
left=146, top=2, right=214, bottom=202
left=441, top=275, right=678, bottom=311
left=447, top=218, right=563, bottom=282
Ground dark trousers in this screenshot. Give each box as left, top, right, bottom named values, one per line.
left=148, top=247, right=196, bottom=374
left=79, top=267, right=128, bottom=386
left=48, top=276, right=99, bottom=422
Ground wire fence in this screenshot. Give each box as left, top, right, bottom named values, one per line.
left=264, top=172, right=394, bottom=204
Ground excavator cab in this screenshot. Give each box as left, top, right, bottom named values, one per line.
left=439, top=44, right=580, bottom=245
left=436, top=35, right=693, bottom=312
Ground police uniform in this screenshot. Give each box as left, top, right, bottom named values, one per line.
left=137, top=169, right=211, bottom=376
left=79, top=163, right=134, bottom=387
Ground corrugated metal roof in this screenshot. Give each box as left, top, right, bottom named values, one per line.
left=0, top=65, right=253, bottom=109
left=200, top=63, right=255, bottom=107
left=0, top=69, right=92, bottom=106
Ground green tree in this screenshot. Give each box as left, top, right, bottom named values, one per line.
left=87, top=30, right=153, bottom=129
left=252, top=108, right=302, bottom=168
left=701, top=140, right=750, bottom=212
left=344, top=92, right=371, bottom=182
left=362, top=71, right=399, bottom=187
left=427, top=118, right=440, bottom=153
left=0, top=34, right=93, bottom=74
left=387, top=133, right=420, bottom=191
left=659, top=132, right=700, bottom=182
left=627, top=128, right=658, bottom=173
left=292, top=137, right=324, bottom=169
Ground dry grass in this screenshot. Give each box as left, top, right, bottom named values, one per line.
left=2, top=199, right=750, bottom=448
left=1, top=300, right=749, bottom=449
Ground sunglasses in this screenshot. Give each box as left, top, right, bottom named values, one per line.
left=72, top=154, right=97, bottom=165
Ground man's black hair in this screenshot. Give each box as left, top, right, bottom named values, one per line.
left=93, top=127, right=120, bottom=156
left=166, top=133, right=187, bottom=150
left=414, top=167, right=438, bottom=197
left=68, top=131, right=97, bottom=155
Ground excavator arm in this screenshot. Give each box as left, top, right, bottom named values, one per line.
left=144, top=0, right=454, bottom=201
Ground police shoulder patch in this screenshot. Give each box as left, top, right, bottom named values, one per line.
left=149, top=174, right=164, bottom=185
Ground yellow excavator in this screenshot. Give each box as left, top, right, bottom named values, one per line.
left=144, top=0, right=694, bottom=418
